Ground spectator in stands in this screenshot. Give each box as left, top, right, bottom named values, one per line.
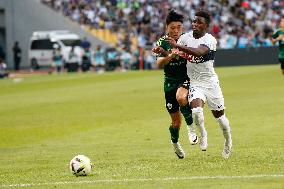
left=226, top=31, right=238, bottom=49
left=81, top=47, right=93, bottom=72
left=52, top=45, right=63, bottom=73
left=42, top=0, right=283, bottom=51
left=66, top=46, right=80, bottom=72
left=237, top=33, right=249, bottom=48
left=131, top=46, right=140, bottom=70
left=0, top=58, right=9, bottom=79
left=105, top=47, right=120, bottom=71
left=94, top=45, right=106, bottom=72
left=144, top=50, right=155, bottom=70
left=120, top=47, right=132, bottom=71
left=81, top=37, right=91, bottom=50
left=13, top=41, right=21, bottom=71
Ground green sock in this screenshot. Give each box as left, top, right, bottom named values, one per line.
left=180, top=104, right=193, bottom=125
left=169, top=125, right=179, bottom=143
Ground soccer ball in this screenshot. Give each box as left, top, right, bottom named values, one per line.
left=69, top=155, right=93, bottom=176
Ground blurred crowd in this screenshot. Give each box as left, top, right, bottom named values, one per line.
left=42, top=0, right=284, bottom=50
left=49, top=40, right=157, bottom=74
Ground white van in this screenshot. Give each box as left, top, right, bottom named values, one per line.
left=28, top=30, right=84, bottom=69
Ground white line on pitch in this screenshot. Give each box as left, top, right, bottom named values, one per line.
left=1, top=174, right=284, bottom=188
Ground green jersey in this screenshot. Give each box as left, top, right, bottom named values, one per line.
left=272, top=29, right=284, bottom=59
left=156, top=35, right=188, bottom=92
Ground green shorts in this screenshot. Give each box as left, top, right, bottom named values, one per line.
left=164, top=78, right=190, bottom=113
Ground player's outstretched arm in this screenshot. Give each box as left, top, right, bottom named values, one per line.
left=166, top=37, right=209, bottom=57
left=152, top=47, right=176, bottom=67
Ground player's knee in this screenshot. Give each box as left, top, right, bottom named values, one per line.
left=212, top=110, right=224, bottom=118
left=172, top=121, right=181, bottom=128
left=176, top=94, right=188, bottom=106
left=192, top=107, right=204, bottom=123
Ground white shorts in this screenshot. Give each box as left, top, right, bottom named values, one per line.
left=188, top=81, right=225, bottom=111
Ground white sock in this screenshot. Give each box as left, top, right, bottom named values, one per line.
left=187, top=124, right=195, bottom=133
left=192, top=107, right=207, bottom=137
left=216, top=114, right=232, bottom=146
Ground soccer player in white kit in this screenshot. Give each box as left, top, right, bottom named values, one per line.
left=166, top=10, right=232, bottom=158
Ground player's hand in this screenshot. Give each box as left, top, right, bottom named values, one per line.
left=166, top=37, right=177, bottom=47
left=171, top=48, right=185, bottom=57
left=167, top=48, right=179, bottom=59
left=170, top=48, right=192, bottom=61
left=152, top=46, right=166, bottom=55
left=171, top=48, right=180, bottom=55
left=168, top=52, right=177, bottom=59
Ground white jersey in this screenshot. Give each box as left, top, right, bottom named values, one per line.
left=177, top=31, right=218, bottom=86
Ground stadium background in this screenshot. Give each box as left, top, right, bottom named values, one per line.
left=0, top=1, right=283, bottom=188
left=0, top=0, right=282, bottom=69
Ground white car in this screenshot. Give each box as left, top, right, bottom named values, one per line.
left=28, top=30, right=84, bottom=69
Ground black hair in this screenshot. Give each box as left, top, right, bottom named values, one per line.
left=166, top=9, right=184, bottom=25
left=195, top=10, right=211, bottom=25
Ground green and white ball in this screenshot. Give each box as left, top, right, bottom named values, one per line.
left=69, top=155, right=93, bottom=176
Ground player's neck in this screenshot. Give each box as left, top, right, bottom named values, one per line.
left=193, top=31, right=206, bottom=39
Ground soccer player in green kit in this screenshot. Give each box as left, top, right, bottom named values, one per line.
left=152, top=10, right=204, bottom=159
left=271, top=18, right=284, bottom=75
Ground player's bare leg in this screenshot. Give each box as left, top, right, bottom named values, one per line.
left=176, top=87, right=198, bottom=145
left=212, top=110, right=232, bottom=158
left=191, top=98, right=207, bottom=151
left=169, top=111, right=185, bottom=159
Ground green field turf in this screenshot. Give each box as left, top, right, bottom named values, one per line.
left=0, top=65, right=283, bottom=188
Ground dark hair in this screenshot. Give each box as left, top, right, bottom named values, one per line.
left=195, top=10, right=211, bottom=25
left=166, top=9, right=184, bottom=25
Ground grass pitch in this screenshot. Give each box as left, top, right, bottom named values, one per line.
left=0, top=65, right=283, bottom=188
